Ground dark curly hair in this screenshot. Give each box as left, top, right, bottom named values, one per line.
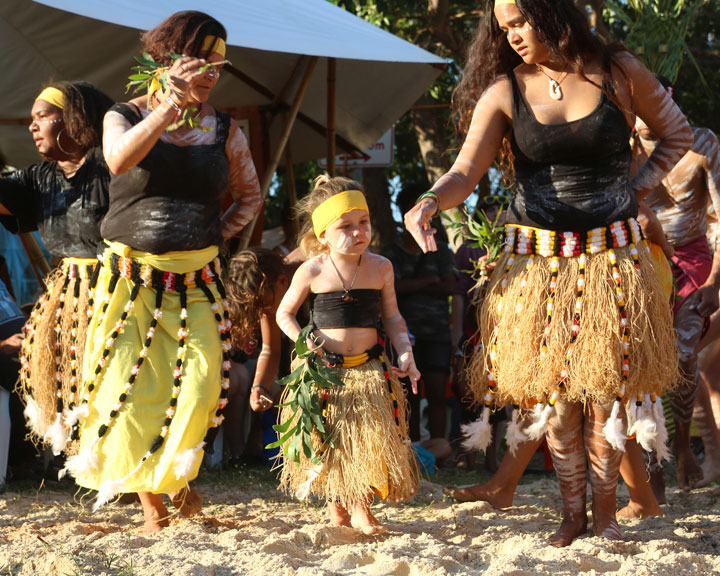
left=453, top=0, right=630, bottom=183
left=46, top=81, right=114, bottom=151
left=226, top=248, right=287, bottom=351
left=141, top=11, right=227, bottom=67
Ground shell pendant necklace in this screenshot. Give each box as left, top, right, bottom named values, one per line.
left=329, top=253, right=362, bottom=303
left=536, top=65, right=569, bottom=101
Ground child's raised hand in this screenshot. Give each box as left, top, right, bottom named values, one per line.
left=394, top=353, right=421, bottom=394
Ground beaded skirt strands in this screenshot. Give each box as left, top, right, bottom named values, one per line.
left=277, top=348, right=418, bottom=508
left=64, top=243, right=231, bottom=510
left=18, top=258, right=98, bottom=456
left=466, top=218, right=676, bottom=454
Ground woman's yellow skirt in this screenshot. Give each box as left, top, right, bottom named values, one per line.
left=18, top=257, right=96, bottom=455
left=468, top=219, right=677, bottom=407
left=277, top=354, right=418, bottom=508
left=65, top=242, right=230, bottom=504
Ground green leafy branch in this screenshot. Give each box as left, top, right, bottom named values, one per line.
left=604, top=0, right=707, bottom=85
left=125, top=51, right=230, bottom=131
left=266, top=325, right=345, bottom=465
left=442, top=204, right=506, bottom=285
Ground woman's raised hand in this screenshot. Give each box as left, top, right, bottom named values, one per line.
left=166, top=56, right=207, bottom=107
left=403, top=197, right=439, bottom=253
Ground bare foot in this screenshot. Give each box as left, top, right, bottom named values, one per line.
left=169, top=487, right=203, bottom=517
left=139, top=492, right=170, bottom=534
left=143, top=512, right=170, bottom=534
left=695, top=457, right=720, bottom=488
left=349, top=501, right=386, bottom=535
left=549, top=513, right=588, bottom=547
left=327, top=502, right=350, bottom=527
left=617, top=499, right=663, bottom=519
left=676, top=445, right=704, bottom=491
left=443, top=484, right=514, bottom=509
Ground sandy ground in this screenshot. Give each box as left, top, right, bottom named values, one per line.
left=1, top=463, right=719, bottom=576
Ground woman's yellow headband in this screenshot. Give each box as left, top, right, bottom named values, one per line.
left=312, top=190, right=369, bottom=239
left=201, top=35, right=226, bottom=58
left=35, top=87, right=64, bottom=110
left=494, top=0, right=516, bottom=6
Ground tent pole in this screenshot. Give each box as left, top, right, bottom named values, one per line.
left=239, top=56, right=318, bottom=249
left=18, top=232, right=50, bottom=290
left=326, top=57, right=336, bottom=177
left=284, top=113, right=298, bottom=245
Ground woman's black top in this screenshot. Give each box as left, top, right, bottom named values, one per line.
left=0, top=147, right=109, bottom=258
left=100, top=103, right=231, bottom=254
left=310, top=289, right=381, bottom=329
left=507, top=69, right=637, bottom=231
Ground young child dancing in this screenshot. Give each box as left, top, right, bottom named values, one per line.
left=275, top=175, right=420, bottom=535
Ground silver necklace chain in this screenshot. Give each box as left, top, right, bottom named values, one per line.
left=328, top=253, right=363, bottom=295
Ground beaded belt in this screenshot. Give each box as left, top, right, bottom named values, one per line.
left=62, top=258, right=97, bottom=280
left=100, top=248, right=222, bottom=290
left=504, top=218, right=643, bottom=257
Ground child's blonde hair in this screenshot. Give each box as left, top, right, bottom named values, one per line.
left=297, top=174, right=366, bottom=257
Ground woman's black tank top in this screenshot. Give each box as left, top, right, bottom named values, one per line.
left=310, top=289, right=381, bottom=329
left=101, top=103, right=230, bottom=254
left=507, top=68, right=637, bottom=231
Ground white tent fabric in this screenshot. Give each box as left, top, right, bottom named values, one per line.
left=0, top=0, right=445, bottom=168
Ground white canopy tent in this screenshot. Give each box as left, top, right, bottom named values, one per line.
left=0, top=0, right=445, bottom=169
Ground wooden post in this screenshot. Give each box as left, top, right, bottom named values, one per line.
left=239, top=56, right=318, bottom=249
left=284, top=120, right=298, bottom=245
left=326, top=57, right=336, bottom=177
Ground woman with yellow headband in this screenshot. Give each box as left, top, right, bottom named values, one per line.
left=405, top=0, right=694, bottom=546
left=63, top=11, right=261, bottom=532
left=274, top=175, right=419, bottom=535
left=0, top=81, right=113, bottom=458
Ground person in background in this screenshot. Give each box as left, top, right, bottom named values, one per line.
left=633, top=75, right=720, bottom=492
left=0, top=82, right=113, bottom=455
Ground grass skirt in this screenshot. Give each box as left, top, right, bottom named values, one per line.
left=277, top=356, right=418, bottom=508
left=67, top=242, right=229, bottom=498
left=468, top=241, right=677, bottom=406
left=17, top=258, right=96, bottom=454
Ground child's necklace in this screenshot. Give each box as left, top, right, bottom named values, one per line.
left=329, top=253, right=363, bottom=303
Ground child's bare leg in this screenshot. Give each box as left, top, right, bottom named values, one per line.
left=585, top=401, right=623, bottom=541
left=139, top=492, right=169, bottom=533
left=546, top=401, right=588, bottom=547
left=327, top=502, right=350, bottom=527
left=693, top=371, right=720, bottom=487
left=349, top=498, right=386, bottom=535
left=618, top=439, right=663, bottom=518
left=169, top=486, right=203, bottom=517
left=445, top=437, right=542, bottom=508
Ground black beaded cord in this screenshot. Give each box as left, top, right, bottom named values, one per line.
left=95, top=280, right=160, bottom=440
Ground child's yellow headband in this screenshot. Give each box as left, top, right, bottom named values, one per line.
left=201, top=36, right=226, bottom=58
left=312, top=190, right=369, bottom=239
left=494, top=0, right=516, bottom=6
left=35, top=87, right=64, bottom=110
